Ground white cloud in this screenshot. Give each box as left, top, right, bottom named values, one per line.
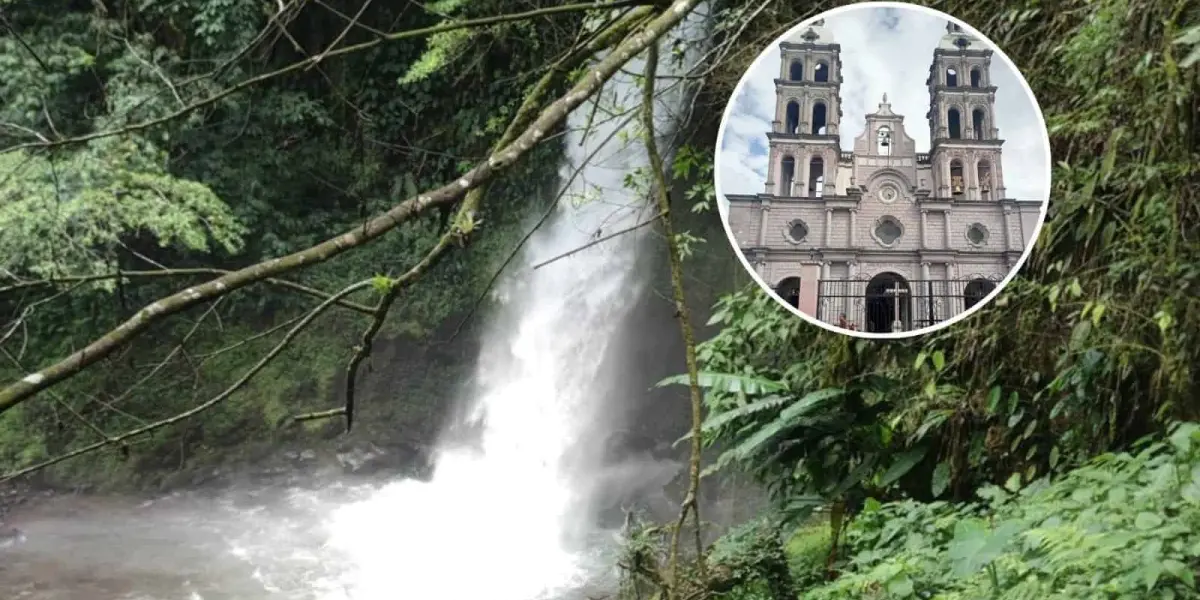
left=716, top=5, right=1049, bottom=207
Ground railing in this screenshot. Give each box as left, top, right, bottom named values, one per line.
left=816, top=278, right=999, bottom=333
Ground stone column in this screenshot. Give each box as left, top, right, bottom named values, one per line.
left=943, top=211, right=951, bottom=249
left=765, top=152, right=777, bottom=196
left=757, top=199, right=771, bottom=246
left=849, top=208, right=858, bottom=247
left=824, top=208, right=833, bottom=246
left=848, top=259, right=858, bottom=279
left=967, top=156, right=978, bottom=200
left=921, top=261, right=931, bottom=280
left=920, top=210, right=929, bottom=248
left=940, top=157, right=952, bottom=197
left=821, top=261, right=830, bottom=280
left=798, top=153, right=810, bottom=198
left=1002, top=207, right=1014, bottom=250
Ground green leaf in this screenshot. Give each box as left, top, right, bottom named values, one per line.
left=655, top=371, right=785, bottom=394
left=931, top=462, right=951, bottom=497
left=1135, top=512, right=1164, bottom=530
left=880, top=447, right=928, bottom=487
left=886, top=575, right=914, bottom=597
left=1163, top=559, right=1195, bottom=589
left=932, top=350, right=946, bottom=372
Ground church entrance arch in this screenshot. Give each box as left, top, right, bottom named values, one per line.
left=864, top=272, right=912, bottom=333
left=775, top=277, right=802, bottom=308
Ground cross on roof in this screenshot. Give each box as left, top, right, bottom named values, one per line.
left=801, top=29, right=820, bottom=42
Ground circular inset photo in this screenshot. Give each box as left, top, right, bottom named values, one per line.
left=715, top=2, right=1050, bottom=338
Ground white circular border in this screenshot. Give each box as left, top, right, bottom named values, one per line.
left=713, top=1, right=1053, bottom=340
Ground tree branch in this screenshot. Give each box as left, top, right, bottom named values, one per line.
left=0, top=0, right=701, bottom=415
left=641, top=42, right=706, bottom=589
left=0, top=269, right=377, bottom=315
left=0, top=279, right=374, bottom=482
left=333, top=6, right=655, bottom=426
left=532, top=211, right=664, bottom=270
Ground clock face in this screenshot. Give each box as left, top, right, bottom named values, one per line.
left=879, top=185, right=899, bottom=203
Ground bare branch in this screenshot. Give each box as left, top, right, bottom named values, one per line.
left=641, top=42, right=706, bottom=588
left=0, top=0, right=701, bottom=415
left=0, top=269, right=376, bottom=315
left=531, top=211, right=664, bottom=270
left=0, top=279, right=374, bottom=482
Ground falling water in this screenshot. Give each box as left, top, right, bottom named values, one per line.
left=316, top=14, right=706, bottom=600
left=0, top=11, right=708, bottom=600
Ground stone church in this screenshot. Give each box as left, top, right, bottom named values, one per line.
left=724, top=20, right=1044, bottom=333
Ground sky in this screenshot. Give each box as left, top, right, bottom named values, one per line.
left=716, top=5, right=1050, bottom=207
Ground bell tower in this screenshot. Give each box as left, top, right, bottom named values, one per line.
left=764, top=19, right=843, bottom=198
left=926, top=22, right=1007, bottom=200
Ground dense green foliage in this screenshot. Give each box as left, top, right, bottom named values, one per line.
left=717, top=422, right=1200, bottom=600
left=636, top=0, right=1200, bottom=597
left=0, top=0, right=600, bottom=485
left=683, top=0, right=1200, bottom=512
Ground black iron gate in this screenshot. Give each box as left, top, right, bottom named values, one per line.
left=816, top=278, right=1000, bottom=333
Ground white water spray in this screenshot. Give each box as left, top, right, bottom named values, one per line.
left=318, top=15, right=706, bottom=600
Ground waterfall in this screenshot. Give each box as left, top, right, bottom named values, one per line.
left=316, top=12, right=706, bottom=600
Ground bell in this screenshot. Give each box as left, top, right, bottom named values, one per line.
left=953, top=184, right=963, bottom=194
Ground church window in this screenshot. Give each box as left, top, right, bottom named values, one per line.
left=787, top=220, right=809, bottom=243
left=947, top=108, right=962, bottom=139
left=811, top=102, right=827, bottom=135
left=970, top=67, right=982, bottom=87
left=963, top=278, right=996, bottom=310
left=873, top=216, right=903, bottom=246
left=977, top=160, right=993, bottom=199
left=808, top=156, right=825, bottom=197
left=876, top=126, right=892, bottom=154
left=972, top=108, right=986, bottom=139
left=950, top=160, right=965, bottom=195
left=780, top=156, right=796, bottom=196
left=785, top=101, right=800, bottom=134
left=966, top=223, right=989, bottom=246
left=789, top=60, right=804, bottom=81
left=946, top=67, right=958, bottom=87
left=814, top=61, right=829, bottom=82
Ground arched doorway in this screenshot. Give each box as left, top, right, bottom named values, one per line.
left=963, top=278, right=997, bottom=311
left=865, top=272, right=911, bottom=333
left=775, top=277, right=801, bottom=309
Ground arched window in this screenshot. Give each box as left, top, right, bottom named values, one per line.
left=946, top=67, right=958, bottom=87
left=780, top=156, right=795, bottom=196
left=970, top=67, right=982, bottom=87
left=811, top=102, right=827, bottom=135
left=814, top=61, right=829, bottom=82
left=876, top=126, right=892, bottom=154
left=775, top=277, right=802, bottom=309
left=977, top=160, right=993, bottom=198
left=972, top=108, right=986, bottom=140
left=808, top=156, right=825, bottom=197
left=789, top=60, right=804, bottom=81
left=950, top=160, right=964, bottom=195
left=785, top=101, right=800, bottom=134
left=963, top=279, right=997, bottom=311
left=947, top=108, right=962, bottom=139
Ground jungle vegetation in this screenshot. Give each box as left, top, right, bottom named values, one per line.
left=1, top=0, right=1199, bottom=599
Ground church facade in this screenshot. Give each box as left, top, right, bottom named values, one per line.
left=724, top=20, right=1044, bottom=333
